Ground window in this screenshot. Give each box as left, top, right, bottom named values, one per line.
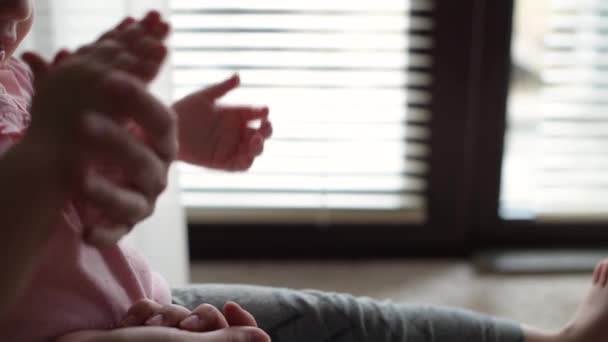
left=170, top=0, right=434, bottom=225
left=502, top=0, right=608, bottom=222
left=475, top=0, right=608, bottom=247
left=24, top=0, right=603, bottom=257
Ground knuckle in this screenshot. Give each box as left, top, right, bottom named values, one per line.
left=99, top=40, right=122, bottom=53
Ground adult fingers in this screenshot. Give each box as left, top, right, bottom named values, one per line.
left=223, top=302, right=258, bottom=327
left=179, top=303, right=229, bottom=332
left=200, top=74, right=240, bottom=100
left=81, top=111, right=168, bottom=199
left=97, top=72, right=178, bottom=163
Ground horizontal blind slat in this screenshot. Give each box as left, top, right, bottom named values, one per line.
left=171, top=32, right=432, bottom=50
left=170, top=0, right=434, bottom=12
left=182, top=192, right=426, bottom=210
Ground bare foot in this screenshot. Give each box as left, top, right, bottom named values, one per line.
left=555, top=259, right=608, bottom=342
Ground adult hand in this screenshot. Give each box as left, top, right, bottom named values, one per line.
left=55, top=325, right=270, bottom=342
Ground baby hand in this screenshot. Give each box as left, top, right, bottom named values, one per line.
left=22, top=12, right=174, bottom=246
left=25, top=11, right=170, bottom=84
left=173, top=75, right=273, bottom=171
left=121, top=299, right=259, bottom=332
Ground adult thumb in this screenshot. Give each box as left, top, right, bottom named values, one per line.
left=224, top=301, right=258, bottom=327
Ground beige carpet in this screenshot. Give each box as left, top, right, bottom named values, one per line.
left=191, top=259, right=591, bottom=331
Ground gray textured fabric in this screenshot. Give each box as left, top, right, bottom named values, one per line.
left=172, top=284, right=525, bottom=342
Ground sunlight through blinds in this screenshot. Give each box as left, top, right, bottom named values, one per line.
left=170, top=0, right=434, bottom=223
left=538, top=0, right=608, bottom=220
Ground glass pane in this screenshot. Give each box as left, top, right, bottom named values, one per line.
left=500, top=0, right=608, bottom=221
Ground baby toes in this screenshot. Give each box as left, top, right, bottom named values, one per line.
left=593, top=260, right=608, bottom=287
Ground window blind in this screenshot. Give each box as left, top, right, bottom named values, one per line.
left=502, top=0, right=608, bottom=221
left=170, top=0, right=434, bottom=224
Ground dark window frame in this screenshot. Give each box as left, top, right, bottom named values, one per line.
left=188, top=1, right=483, bottom=259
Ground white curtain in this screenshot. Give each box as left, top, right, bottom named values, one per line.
left=21, top=0, right=190, bottom=286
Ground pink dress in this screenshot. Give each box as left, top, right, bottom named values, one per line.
left=0, top=58, right=172, bottom=341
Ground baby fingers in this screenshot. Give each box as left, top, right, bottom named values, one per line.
left=260, top=119, right=273, bottom=139
left=179, top=303, right=229, bottom=332
left=248, top=133, right=265, bottom=157
left=121, top=299, right=191, bottom=328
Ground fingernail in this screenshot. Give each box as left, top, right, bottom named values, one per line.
left=180, top=315, right=200, bottom=330
left=145, top=314, right=165, bottom=326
